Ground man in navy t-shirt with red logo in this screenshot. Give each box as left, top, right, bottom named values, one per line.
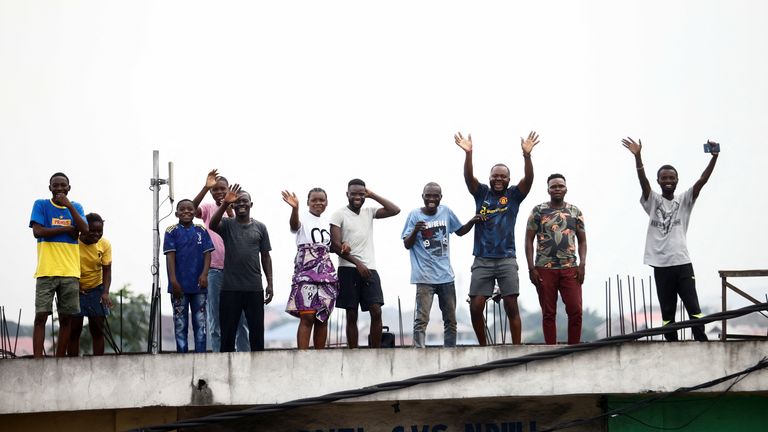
left=455, top=131, right=540, bottom=346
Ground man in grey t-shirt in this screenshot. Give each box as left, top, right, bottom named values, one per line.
left=622, top=137, right=720, bottom=341
left=210, top=185, right=273, bottom=351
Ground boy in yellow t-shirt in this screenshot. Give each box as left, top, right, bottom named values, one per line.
left=68, top=213, right=112, bottom=356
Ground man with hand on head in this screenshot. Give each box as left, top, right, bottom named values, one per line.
left=455, top=131, right=539, bottom=346
left=622, top=137, right=719, bottom=342
left=330, top=179, right=400, bottom=348
left=30, top=172, right=89, bottom=358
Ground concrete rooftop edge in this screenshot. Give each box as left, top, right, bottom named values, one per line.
left=1, top=341, right=767, bottom=414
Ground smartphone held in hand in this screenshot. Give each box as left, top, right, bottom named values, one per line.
left=703, top=141, right=721, bottom=153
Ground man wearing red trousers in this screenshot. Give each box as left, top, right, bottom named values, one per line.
left=524, top=173, right=587, bottom=345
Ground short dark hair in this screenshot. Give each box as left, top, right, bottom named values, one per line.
left=85, top=213, right=104, bottom=225
left=490, top=164, right=510, bottom=176
left=657, top=164, right=678, bottom=179
left=176, top=199, right=195, bottom=210
left=307, top=187, right=327, bottom=200
left=238, top=190, right=252, bottom=201
left=49, top=172, right=70, bottom=184
left=547, top=173, right=566, bottom=183
left=423, top=182, right=441, bottom=193
left=348, top=178, right=366, bottom=188
left=215, top=176, right=229, bottom=186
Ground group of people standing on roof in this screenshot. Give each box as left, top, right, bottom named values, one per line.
left=28, top=132, right=720, bottom=357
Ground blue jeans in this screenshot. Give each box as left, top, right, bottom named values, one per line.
left=171, top=292, right=207, bottom=353
left=413, top=282, right=457, bottom=347
left=207, top=269, right=250, bottom=352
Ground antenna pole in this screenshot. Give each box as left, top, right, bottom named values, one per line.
left=147, top=150, right=168, bottom=354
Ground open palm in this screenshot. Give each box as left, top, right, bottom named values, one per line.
left=205, top=169, right=219, bottom=188
left=281, top=190, right=298, bottom=208
left=621, top=137, right=642, bottom=155
left=224, top=184, right=241, bottom=203
left=454, top=132, right=473, bottom=152
left=521, top=131, right=540, bottom=155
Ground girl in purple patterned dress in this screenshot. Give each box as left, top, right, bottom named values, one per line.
left=282, top=188, right=339, bottom=349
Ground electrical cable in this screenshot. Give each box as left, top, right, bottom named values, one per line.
left=157, top=196, right=172, bottom=223
left=102, top=315, right=121, bottom=354
left=133, top=302, right=768, bottom=431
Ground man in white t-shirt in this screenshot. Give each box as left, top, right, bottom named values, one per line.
left=622, top=137, right=720, bottom=341
left=330, top=178, right=400, bottom=348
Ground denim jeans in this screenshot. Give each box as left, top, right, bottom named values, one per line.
left=413, top=282, right=457, bottom=347
left=207, top=269, right=250, bottom=352
left=171, top=292, right=207, bottom=353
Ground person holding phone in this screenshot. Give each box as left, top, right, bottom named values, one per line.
left=621, top=137, right=720, bottom=342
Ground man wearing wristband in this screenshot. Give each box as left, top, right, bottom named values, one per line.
left=455, top=131, right=540, bottom=345
left=622, top=137, right=720, bottom=342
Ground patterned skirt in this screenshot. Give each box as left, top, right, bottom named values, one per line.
left=285, top=243, right=339, bottom=322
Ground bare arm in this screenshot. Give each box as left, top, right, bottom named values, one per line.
left=525, top=228, right=542, bottom=288
left=192, top=169, right=219, bottom=218
left=368, top=189, right=400, bottom=219
left=209, top=184, right=240, bottom=232
left=166, top=252, right=182, bottom=299
left=32, top=223, right=76, bottom=239
left=281, top=190, right=301, bottom=231
left=455, top=132, right=479, bottom=194
left=403, top=221, right=427, bottom=249
left=101, top=264, right=113, bottom=308
left=330, top=224, right=344, bottom=255
left=576, top=230, right=587, bottom=284
left=516, top=131, right=540, bottom=197
left=692, top=142, right=720, bottom=200
left=621, top=137, right=651, bottom=201
left=198, top=251, right=211, bottom=289
left=454, top=215, right=481, bottom=237
left=32, top=195, right=88, bottom=238
left=330, top=224, right=371, bottom=278
left=58, top=194, right=89, bottom=235
left=261, top=251, right=273, bottom=304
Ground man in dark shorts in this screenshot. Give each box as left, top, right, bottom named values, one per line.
left=455, top=131, right=540, bottom=345
left=330, top=179, right=400, bottom=348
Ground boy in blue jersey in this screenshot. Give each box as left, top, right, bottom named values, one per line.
left=402, top=182, right=477, bottom=347
left=455, top=131, right=540, bottom=346
left=164, top=199, right=214, bottom=353
left=30, top=172, right=89, bottom=358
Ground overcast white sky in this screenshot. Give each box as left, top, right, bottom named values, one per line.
left=2, top=1, right=766, bottom=329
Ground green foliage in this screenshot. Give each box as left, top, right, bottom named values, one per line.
left=79, top=284, right=150, bottom=354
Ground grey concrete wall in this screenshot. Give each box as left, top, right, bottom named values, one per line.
left=1, top=341, right=766, bottom=414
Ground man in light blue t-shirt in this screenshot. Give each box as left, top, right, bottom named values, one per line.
left=402, top=182, right=476, bottom=347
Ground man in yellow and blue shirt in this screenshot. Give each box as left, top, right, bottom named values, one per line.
left=29, top=172, right=89, bottom=358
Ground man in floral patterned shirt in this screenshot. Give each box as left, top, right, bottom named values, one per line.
left=524, top=173, right=586, bottom=345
